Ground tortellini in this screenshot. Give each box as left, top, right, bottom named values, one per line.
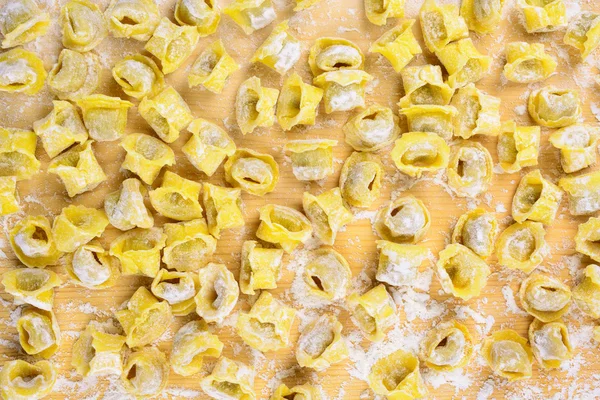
left=398, top=64, right=453, bottom=108
left=271, top=384, right=322, bottom=400
left=294, top=0, right=322, bottom=10
left=276, top=72, right=323, bottom=131
left=369, top=20, right=421, bottom=72
left=451, top=84, right=501, bottom=139
left=0, top=359, right=56, bottom=400
left=564, top=12, right=600, bottom=60
left=162, top=218, right=217, bottom=272
left=151, top=269, right=199, bottom=316
left=72, top=322, right=126, bottom=377
left=368, top=349, right=427, bottom=399
left=60, top=0, right=107, bottom=52
left=223, top=0, right=276, bottom=35
left=17, top=306, right=61, bottom=358
left=235, top=76, right=279, bottom=135
left=145, top=17, right=199, bottom=74
left=224, top=148, right=279, bottom=196
left=33, top=100, right=88, bottom=159
left=120, top=133, right=175, bottom=185
left=183, top=118, right=236, bottom=176
left=460, top=0, right=505, bottom=34
left=252, top=20, right=300, bottom=75
left=256, top=204, right=313, bottom=253
left=400, top=104, right=456, bottom=141
left=420, top=320, right=473, bottom=371
left=517, top=0, right=567, bottom=33
left=419, top=0, right=468, bottom=52
left=339, top=151, right=383, bottom=208
left=171, top=320, right=223, bottom=376
left=559, top=171, right=600, bottom=215
left=115, top=286, right=172, bottom=348
left=497, top=121, right=540, bottom=173
left=76, top=95, right=132, bottom=141
left=284, top=139, right=336, bottom=181
left=48, top=140, right=106, bottom=197
left=52, top=205, right=108, bottom=253
left=308, top=37, right=364, bottom=76
left=0, top=127, right=40, bottom=180
left=391, top=131, right=450, bottom=177
left=109, top=227, right=166, bottom=277
left=112, top=54, right=165, bottom=99
left=194, top=263, right=239, bottom=323
left=10, top=215, right=62, bottom=268
left=447, top=141, right=493, bottom=198
left=496, top=221, right=546, bottom=273
left=436, top=243, right=490, bottom=300
left=436, top=38, right=492, bottom=88
left=203, top=182, right=244, bottom=238
left=296, top=314, right=348, bottom=371
left=65, top=242, right=120, bottom=289
left=240, top=240, right=283, bottom=295
left=549, top=124, right=600, bottom=173
left=189, top=39, right=239, bottom=94
left=0, top=48, right=46, bottom=94
left=200, top=357, right=256, bottom=400
left=0, top=0, right=49, bottom=48
left=105, top=0, right=160, bottom=41
left=348, top=284, right=396, bottom=342
left=149, top=171, right=204, bottom=221
left=365, top=0, right=404, bottom=26
left=121, top=347, right=169, bottom=398
left=302, top=188, right=353, bottom=246
left=175, top=0, right=221, bottom=36
left=528, top=86, right=581, bottom=128
left=572, top=264, right=600, bottom=318
left=375, top=196, right=430, bottom=244
left=519, top=273, right=571, bottom=322
left=313, top=70, right=373, bottom=113
left=139, top=86, right=193, bottom=143
left=452, top=208, right=497, bottom=258
left=237, top=291, right=296, bottom=352
left=48, top=49, right=100, bottom=101
left=2, top=268, right=61, bottom=310
left=303, top=248, right=351, bottom=301
left=376, top=240, right=430, bottom=287
left=105, top=178, right=154, bottom=231
left=482, top=329, right=533, bottom=381
left=511, top=169, right=562, bottom=225
left=503, top=42, right=557, bottom=84
left=528, top=319, right=573, bottom=369
left=343, top=104, right=400, bottom=152
left=0, top=176, right=19, bottom=215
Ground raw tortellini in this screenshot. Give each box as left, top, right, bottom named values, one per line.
left=517, top=0, right=567, bottom=33
left=549, top=124, right=600, bottom=173
left=564, top=11, right=600, bottom=60
left=175, top=0, right=221, bottom=37
left=452, top=208, right=497, bottom=258
left=376, top=240, right=430, bottom=287
left=194, top=262, right=239, bottom=323
left=200, top=357, right=256, bottom=400
left=451, top=84, right=501, bottom=139
left=252, top=20, right=300, bottom=75
left=120, top=133, right=175, bottom=185
left=375, top=196, right=430, bottom=244
left=223, top=0, right=276, bottom=35
left=151, top=269, right=199, bottom=316
left=105, top=0, right=160, bottom=41
left=529, top=319, right=573, bottom=369
left=183, top=118, right=236, bottom=176
left=48, top=141, right=106, bottom=197
left=435, top=38, right=492, bottom=88
left=52, top=205, right=108, bottom=253
left=339, top=151, right=383, bottom=208
left=559, top=171, right=600, bottom=215
left=121, top=347, right=169, bottom=398
left=0, top=48, right=46, bottom=95
left=17, top=306, right=61, bottom=358
left=391, top=131, right=450, bottom=177
left=461, top=0, right=505, bottom=34
left=348, top=284, right=396, bottom=342
left=65, top=242, right=120, bottom=289
left=203, top=182, right=244, bottom=238
left=48, top=49, right=100, bottom=101
left=308, top=37, right=364, bottom=76
left=276, top=72, right=323, bottom=131
left=71, top=322, right=126, bottom=377
left=189, top=39, right=239, bottom=93
left=343, top=104, right=400, bottom=152
left=225, top=148, right=279, bottom=196
left=149, top=171, right=204, bottom=221
left=314, top=70, right=373, bottom=114
left=256, top=204, right=313, bottom=253
left=10, top=215, right=62, bottom=268
left=0, top=0, right=49, bottom=48
left=436, top=243, right=490, bottom=300
left=162, top=218, right=217, bottom=272
left=368, top=349, right=427, bottom=399
left=420, top=320, right=473, bottom=371
left=0, top=359, right=56, bottom=400
left=296, top=314, right=348, bottom=371
left=0, top=126, right=40, bottom=180
left=511, top=169, right=562, bottom=225
left=503, top=42, right=557, bottom=84
left=0, top=176, right=19, bottom=215
left=302, top=188, right=353, bottom=246
left=60, top=0, right=107, bottom=52
left=519, top=273, right=571, bottom=322
left=447, top=141, right=493, bottom=198
left=145, top=17, right=199, bottom=74
left=104, top=178, right=154, bottom=231
left=496, top=221, right=546, bottom=273
left=482, top=329, right=533, bottom=381
left=497, top=121, right=540, bottom=173
left=364, top=0, right=404, bottom=26
left=240, top=240, right=283, bottom=295
left=112, top=54, right=165, bottom=99
left=369, top=20, right=421, bottom=72
left=76, top=94, right=132, bottom=141
left=400, top=104, right=456, bottom=141
left=170, top=320, right=223, bottom=376
left=302, top=248, right=351, bottom=302
left=271, top=384, right=322, bottom=400
left=419, top=0, right=468, bottom=52
left=398, top=64, right=454, bottom=108
left=235, top=76, right=279, bottom=135
left=284, top=139, right=336, bottom=181
left=109, top=227, right=166, bottom=277
left=33, top=100, right=88, bottom=159
left=139, top=86, right=193, bottom=143
left=2, top=268, right=62, bottom=310
left=528, top=86, right=581, bottom=128
left=572, top=264, right=600, bottom=318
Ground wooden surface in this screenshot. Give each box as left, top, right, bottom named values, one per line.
left=1, top=0, right=600, bottom=399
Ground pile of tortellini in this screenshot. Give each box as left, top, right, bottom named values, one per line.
left=1, top=0, right=600, bottom=398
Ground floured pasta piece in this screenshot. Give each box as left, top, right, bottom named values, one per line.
left=60, top=0, right=107, bottom=52
left=139, top=86, right=193, bottom=143
left=112, top=54, right=165, bottom=99
left=452, top=208, right=497, bottom=258
left=419, top=0, right=468, bottom=52
left=2, top=268, right=61, bottom=310
left=376, top=240, right=430, bottom=286
left=115, top=287, right=172, bottom=348
left=189, top=39, right=239, bottom=93
left=572, top=264, right=600, bottom=318
left=375, top=196, right=430, bottom=244
left=0, top=359, right=56, bottom=400
left=72, top=322, right=126, bottom=377
left=294, top=0, right=322, bottom=10
left=235, top=76, right=279, bottom=135
left=368, top=349, right=427, bottom=399
left=120, top=133, right=175, bottom=185
left=0, top=127, right=40, bottom=180
left=183, top=118, right=236, bottom=176
left=203, top=182, right=244, bottom=238
left=105, top=178, right=154, bottom=231
left=365, top=0, right=404, bottom=25
left=391, top=131, right=450, bottom=177
left=564, top=12, right=600, bottom=60
left=237, top=291, right=296, bottom=352
left=482, top=329, right=533, bottom=381
left=163, top=219, right=217, bottom=272
left=447, top=141, right=493, bottom=198
left=224, top=148, right=279, bottom=196
left=0, top=176, right=19, bottom=215
left=48, top=48, right=100, bottom=100
left=369, top=20, right=421, bottom=72
left=65, top=241, right=119, bottom=289
left=276, top=72, right=323, bottom=131
left=436, top=38, right=491, bottom=88
left=348, top=284, right=396, bottom=342
left=52, top=205, right=108, bottom=253
left=420, top=320, right=473, bottom=371
left=400, top=104, right=456, bottom=141
left=559, top=170, right=600, bottom=215
left=171, top=320, right=223, bottom=376
left=308, top=37, right=364, bottom=76
left=121, top=347, right=169, bottom=398
left=461, top=0, right=505, bottom=34
left=145, top=17, right=199, bottom=74
left=109, top=227, right=166, bottom=277
left=302, top=188, right=353, bottom=245
left=528, top=86, right=581, bottom=128
left=271, top=384, right=322, bottom=400
left=314, top=70, right=373, bottom=113
left=436, top=243, right=490, bottom=300
left=296, top=314, right=348, bottom=371
left=194, top=262, right=239, bottom=323
left=256, top=204, right=312, bottom=253
left=200, top=357, right=256, bottom=399
left=240, top=240, right=283, bottom=295
left=512, top=170, right=562, bottom=225
left=10, top=215, right=61, bottom=268
left=451, top=84, right=501, bottom=139
left=33, top=101, right=88, bottom=159
left=17, top=306, right=60, bottom=358
left=549, top=124, right=600, bottom=173
left=105, top=0, right=160, bottom=41
left=0, top=0, right=49, bottom=48
left=344, top=104, right=400, bottom=152
left=517, top=0, right=566, bottom=33
left=149, top=171, right=204, bottom=221
left=519, top=273, right=571, bottom=322
left=0, top=48, right=46, bottom=94
left=503, top=42, right=556, bottom=84
left=339, top=151, right=383, bottom=208
left=496, top=221, right=546, bottom=273
left=48, top=141, right=106, bottom=197
left=224, top=0, right=276, bottom=35
left=175, top=0, right=221, bottom=36
left=497, top=121, right=540, bottom=173
left=303, top=248, right=351, bottom=302
left=284, top=139, right=336, bottom=181
left=528, top=319, right=572, bottom=369
left=151, top=269, right=199, bottom=316
left=252, top=20, right=300, bottom=75
left=76, top=95, right=132, bottom=141
left=398, top=65, right=454, bottom=108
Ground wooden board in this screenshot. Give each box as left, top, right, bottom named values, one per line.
left=1, top=0, right=600, bottom=398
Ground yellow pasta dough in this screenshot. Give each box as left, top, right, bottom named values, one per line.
left=511, top=169, right=562, bottom=225
left=284, top=139, right=336, bottom=181
left=391, top=131, right=450, bottom=177
left=65, top=241, right=120, bottom=289
left=420, top=320, right=473, bottom=371
left=162, top=218, right=217, bottom=272
left=451, top=84, right=501, bottom=139
left=436, top=243, right=490, bottom=300
left=183, top=118, right=236, bottom=176
left=252, top=20, right=300, bottom=75
left=75, top=94, right=132, bottom=142
left=239, top=240, right=283, bottom=295
left=256, top=204, right=313, bottom=253
left=376, top=240, right=430, bottom=286
left=503, top=42, right=557, bottom=84
left=276, top=72, right=323, bottom=131
left=368, top=349, right=427, bottom=399
left=0, top=48, right=46, bottom=94
left=517, top=0, right=567, bottom=33
left=528, top=319, right=573, bottom=369
left=109, top=227, right=166, bottom=277
left=0, top=126, right=40, bottom=180
left=313, top=70, right=373, bottom=113
left=452, top=208, right=497, bottom=258
left=303, top=248, right=351, bottom=301
left=497, top=121, right=540, bottom=173
left=559, top=170, right=600, bottom=215
left=48, top=49, right=100, bottom=101
left=189, top=39, right=239, bottom=94
left=175, top=0, right=221, bottom=36
left=139, top=86, right=193, bottom=143
left=149, top=171, right=204, bottom=221
left=398, top=64, right=454, bottom=108
left=1, top=268, right=62, bottom=310
left=519, top=273, right=571, bottom=322
left=112, top=54, right=165, bottom=99
left=105, top=0, right=160, bottom=41
left=235, top=76, right=279, bottom=135
left=48, top=140, right=106, bottom=197
left=344, top=104, right=400, bottom=151
left=0, top=0, right=49, bottom=48
left=496, top=221, right=546, bottom=273
left=369, top=20, right=421, bottom=72
left=10, top=215, right=62, bottom=268
left=400, top=104, right=456, bottom=141
left=33, top=100, right=88, bottom=159
left=294, top=0, right=322, bottom=10
left=348, top=284, right=396, bottom=342
left=308, top=37, right=364, bottom=76
left=302, top=188, right=353, bottom=246
left=17, top=306, right=60, bottom=358
left=0, top=359, right=56, bottom=400
left=482, top=329, right=533, bottom=381
left=550, top=124, right=600, bottom=173
left=419, top=0, right=468, bottom=52
left=151, top=268, right=199, bottom=316
left=447, top=141, right=493, bottom=198
left=145, top=17, right=199, bottom=74
left=200, top=357, right=256, bottom=400
left=436, top=38, right=491, bottom=89
left=528, top=86, right=581, bottom=128
left=375, top=196, right=430, bottom=244
left=170, top=320, right=223, bottom=376
left=121, top=347, right=169, bottom=398
left=60, top=0, right=107, bottom=52
left=572, top=264, right=600, bottom=318
left=224, top=0, right=276, bottom=35
left=72, top=322, right=126, bottom=377
left=194, top=262, right=239, bottom=323
left=0, top=176, right=19, bottom=215
left=120, top=133, right=175, bottom=185
left=52, top=204, right=108, bottom=253
left=104, top=178, right=154, bottom=231
left=296, top=314, right=348, bottom=371
left=203, top=182, right=244, bottom=238
left=339, top=151, right=383, bottom=208
left=224, top=148, right=279, bottom=196
left=271, top=384, right=322, bottom=400
left=461, top=0, right=505, bottom=34
left=564, top=11, right=600, bottom=60
left=365, top=0, right=404, bottom=26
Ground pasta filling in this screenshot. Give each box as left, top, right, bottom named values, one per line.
left=491, top=340, right=529, bottom=375
left=382, top=367, right=408, bottom=391
left=507, top=229, right=536, bottom=261
left=422, top=11, right=447, bottom=43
